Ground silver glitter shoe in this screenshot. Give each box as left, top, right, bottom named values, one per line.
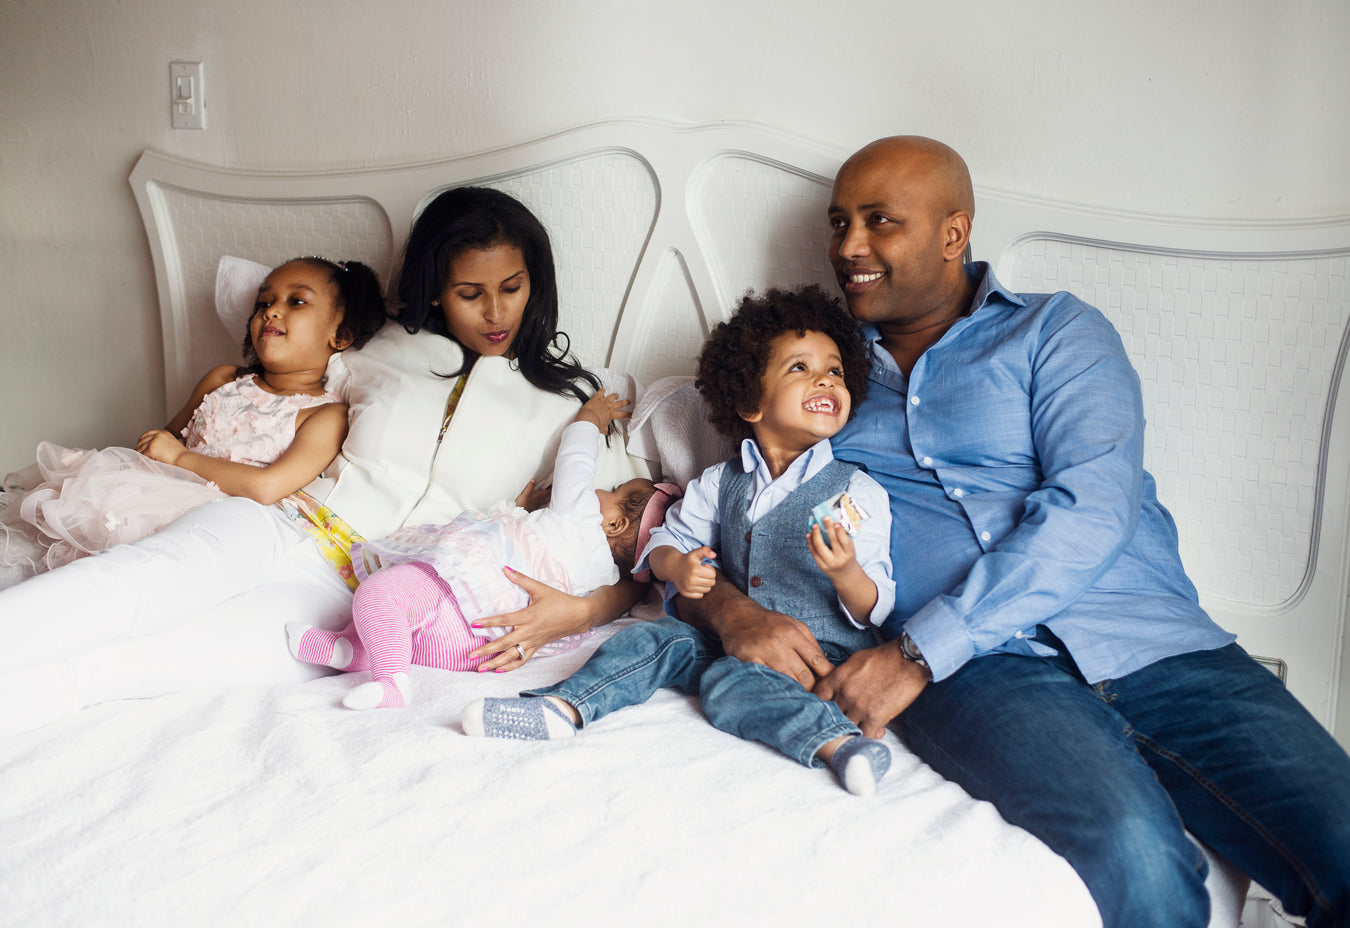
left=461, top=697, right=578, bottom=740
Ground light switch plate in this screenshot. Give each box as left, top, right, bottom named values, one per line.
left=170, top=61, right=205, bottom=130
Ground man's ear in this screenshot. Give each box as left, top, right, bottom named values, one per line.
left=331, top=334, right=353, bottom=351
left=739, top=407, right=763, bottom=424
left=942, top=210, right=972, bottom=262
left=603, top=515, right=631, bottom=538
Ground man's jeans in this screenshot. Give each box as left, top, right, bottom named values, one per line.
left=528, top=615, right=861, bottom=767
left=897, top=632, right=1350, bottom=928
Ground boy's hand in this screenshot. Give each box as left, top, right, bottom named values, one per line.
left=671, top=546, right=719, bottom=599
left=574, top=391, right=632, bottom=434
left=807, top=518, right=858, bottom=577
left=136, top=429, right=187, bottom=466
left=652, top=544, right=718, bottom=599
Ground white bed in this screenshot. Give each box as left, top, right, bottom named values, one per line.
left=4, top=120, right=1347, bottom=927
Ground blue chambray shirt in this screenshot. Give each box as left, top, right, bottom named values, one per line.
left=637, top=437, right=896, bottom=628
left=831, top=263, right=1234, bottom=684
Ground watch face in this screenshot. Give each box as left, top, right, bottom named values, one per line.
left=901, top=632, right=925, bottom=665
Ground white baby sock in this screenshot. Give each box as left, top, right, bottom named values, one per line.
left=342, top=672, right=413, bottom=710
left=286, top=622, right=353, bottom=670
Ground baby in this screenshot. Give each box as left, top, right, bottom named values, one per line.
left=464, top=285, right=897, bottom=796
left=287, top=390, right=678, bottom=709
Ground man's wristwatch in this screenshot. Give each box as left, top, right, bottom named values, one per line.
left=900, top=631, right=929, bottom=672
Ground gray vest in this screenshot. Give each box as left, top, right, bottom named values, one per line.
left=718, top=457, right=878, bottom=654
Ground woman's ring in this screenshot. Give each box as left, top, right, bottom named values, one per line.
left=514, top=644, right=527, bottom=660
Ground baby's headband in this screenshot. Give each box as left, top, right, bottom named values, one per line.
left=632, top=482, right=683, bottom=583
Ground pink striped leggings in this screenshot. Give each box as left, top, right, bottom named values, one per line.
left=295, top=561, right=485, bottom=677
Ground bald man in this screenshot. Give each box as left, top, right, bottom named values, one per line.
left=678, top=137, right=1350, bottom=928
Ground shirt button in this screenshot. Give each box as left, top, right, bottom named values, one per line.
left=750, top=576, right=763, bottom=588
left=745, top=531, right=752, bottom=543
left=981, top=531, right=992, bottom=542
left=910, top=396, right=921, bottom=406
left=922, top=456, right=933, bottom=467
left=953, top=488, right=965, bottom=498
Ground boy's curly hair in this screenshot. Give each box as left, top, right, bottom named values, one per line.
left=695, top=284, right=871, bottom=443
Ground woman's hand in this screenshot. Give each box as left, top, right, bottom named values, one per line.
left=137, top=429, right=187, bottom=466
left=468, top=568, right=642, bottom=672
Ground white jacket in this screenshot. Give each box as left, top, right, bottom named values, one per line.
left=310, top=324, right=646, bottom=539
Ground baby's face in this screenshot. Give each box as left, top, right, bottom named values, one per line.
left=595, top=487, right=625, bottom=531
left=742, top=329, right=851, bottom=451
left=596, top=478, right=649, bottom=528
left=596, top=478, right=652, bottom=557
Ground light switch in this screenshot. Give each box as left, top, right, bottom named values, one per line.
left=170, top=61, right=206, bottom=130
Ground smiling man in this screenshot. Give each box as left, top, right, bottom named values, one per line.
left=677, top=136, right=1350, bottom=928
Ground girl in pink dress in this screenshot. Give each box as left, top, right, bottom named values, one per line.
left=0, top=257, right=386, bottom=573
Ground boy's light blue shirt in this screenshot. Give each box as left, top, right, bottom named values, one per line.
left=831, top=262, right=1233, bottom=683
left=638, top=437, right=896, bottom=628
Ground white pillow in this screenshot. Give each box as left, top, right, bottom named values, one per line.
left=214, top=255, right=270, bottom=337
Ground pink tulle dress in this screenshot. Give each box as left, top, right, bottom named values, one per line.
left=0, top=374, right=338, bottom=573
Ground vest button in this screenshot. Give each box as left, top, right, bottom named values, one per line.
left=750, top=576, right=763, bottom=588
left=745, top=531, right=752, bottom=543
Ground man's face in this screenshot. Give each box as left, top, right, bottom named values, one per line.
left=826, top=153, right=949, bottom=327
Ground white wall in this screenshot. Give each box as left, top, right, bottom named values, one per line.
left=3, top=0, right=1350, bottom=719
left=3, top=0, right=1347, bottom=456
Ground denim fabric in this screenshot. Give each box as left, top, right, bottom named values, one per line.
left=897, top=633, right=1350, bottom=928
left=528, top=615, right=860, bottom=767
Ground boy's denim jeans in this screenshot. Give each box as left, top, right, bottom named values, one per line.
left=526, top=614, right=861, bottom=767
left=897, top=631, right=1350, bottom=928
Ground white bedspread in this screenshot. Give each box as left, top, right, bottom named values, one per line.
left=1, top=618, right=1109, bottom=928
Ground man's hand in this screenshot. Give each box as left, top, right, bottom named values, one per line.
left=676, top=576, right=832, bottom=689
left=814, top=639, right=930, bottom=739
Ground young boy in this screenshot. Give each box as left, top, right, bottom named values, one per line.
left=463, top=285, right=896, bottom=795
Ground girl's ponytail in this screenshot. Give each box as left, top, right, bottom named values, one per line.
left=329, top=260, right=388, bottom=349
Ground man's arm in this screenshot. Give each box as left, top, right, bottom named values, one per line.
left=814, top=639, right=930, bottom=739
left=674, top=575, right=833, bottom=689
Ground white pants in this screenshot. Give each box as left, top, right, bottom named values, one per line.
left=0, top=497, right=353, bottom=732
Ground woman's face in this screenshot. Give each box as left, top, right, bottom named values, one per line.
left=438, top=243, right=530, bottom=357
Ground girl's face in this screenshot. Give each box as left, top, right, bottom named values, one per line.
left=438, top=244, right=530, bottom=358
left=741, top=329, right=851, bottom=453
left=250, top=261, right=348, bottom=375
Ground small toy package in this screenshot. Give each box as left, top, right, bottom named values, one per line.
left=808, top=491, right=870, bottom=543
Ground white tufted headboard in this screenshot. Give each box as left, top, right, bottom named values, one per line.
left=130, top=119, right=1350, bottom=744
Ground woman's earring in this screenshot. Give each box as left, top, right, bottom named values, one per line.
left=431, top=299, right=440, bottom=307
